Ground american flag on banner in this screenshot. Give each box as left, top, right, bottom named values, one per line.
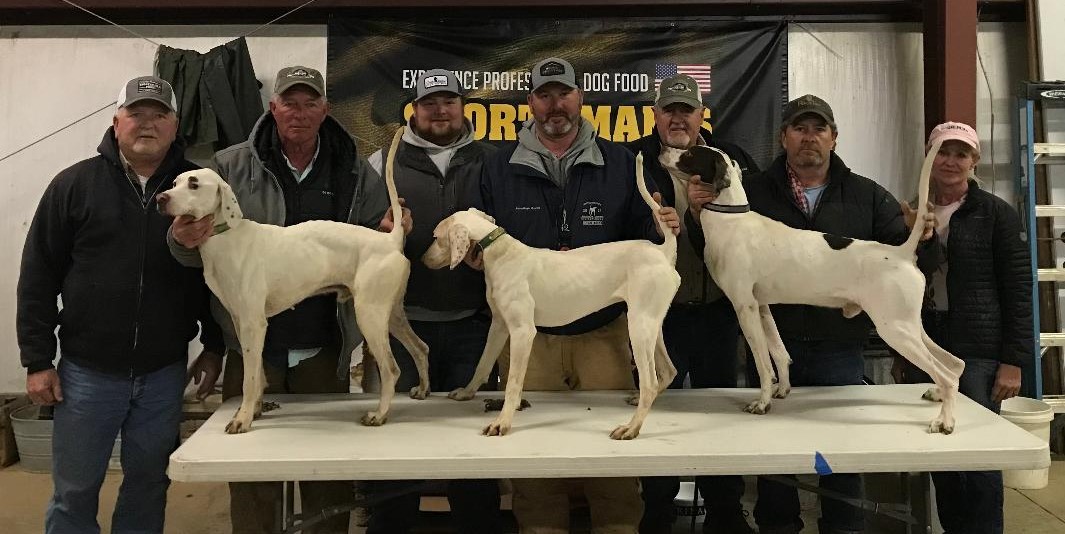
left=654, top=63, right=712, bottom=94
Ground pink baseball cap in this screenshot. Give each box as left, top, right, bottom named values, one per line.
left=926, top=121, right=980, bottom=154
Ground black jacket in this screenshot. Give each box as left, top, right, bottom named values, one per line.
left=393, top=139, right=496, bottom=312
left=17, top=128, right=222, bottom=376
left=932, top=182, right=1033, bottom=368
left=627, top=128, right=760, bottom=303
left=478, top=136, right=660, bottom=335
left=740, top=152, right=937, bottom=342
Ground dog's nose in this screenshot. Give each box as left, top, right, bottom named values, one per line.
left=155, top=193, right=169, bottom=210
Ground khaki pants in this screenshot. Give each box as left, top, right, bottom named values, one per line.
left=501, top=315, right=644, bottom=534
left=222, top=347, right=352, bottom=534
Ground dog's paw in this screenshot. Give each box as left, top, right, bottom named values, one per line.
left=624, top=392, right=639, bottom=406
left=482, top=418, right=511, bottom=436
left=225, top=417, right=252, bottom=434
left=448, top=387, right=477, bottom=401
left=744, top=399, right=772, bottom=415
left=409, top=386, right=430, bottom=400
left=609, top=424, right=640, bottom=440
left=928, top=416, right=955, bottom=435
left=772, top=383, right=791, bottom=399
left=922, top=386, right=943, bottom=402
left=360, top=411, right=388, bottom=426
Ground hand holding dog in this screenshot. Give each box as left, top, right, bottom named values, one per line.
left=901, top=201, right=936, bottom=241
left=378, top=198, right=412, bottom=235
left=652, top=192, right=681, bottom=237
left=171, top=214, right=215, bottom=248
left=687, top=175, right=718, bottom=217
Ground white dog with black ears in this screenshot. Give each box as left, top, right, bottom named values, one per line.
left=421, top=155, right=680, bottom=440
left=684, top=139, right=965, bottom=434
left=157, top=129, right=429, bottom=434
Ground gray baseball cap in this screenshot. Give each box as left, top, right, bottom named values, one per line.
left=530, top=57, right=579, bottom=92
left=782, top=94, right=835, bottom=128
left=415, top=69, right=463, bottom=101
left=116, top=76, right=177, bottom=112
left=655, top=74, right=703, bottom=109
left=274, top=66, right=326, bottom=97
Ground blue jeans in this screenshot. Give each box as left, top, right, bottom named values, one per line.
left=752, top=340, right=867, bottom=534
left=930, top=358, right=1003, bottom=534
left=902, top=311, right=1004, bottom=534
left=47, top=359, right=186, bottom=534
left=368, top=315, right=502, bottom=534
left=641, top=299, right=746, bottom=531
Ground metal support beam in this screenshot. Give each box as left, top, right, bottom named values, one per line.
left=923, top=0, right=978, bottom=134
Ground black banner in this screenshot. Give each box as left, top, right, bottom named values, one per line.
left=328, top=18, right=786, bottom=168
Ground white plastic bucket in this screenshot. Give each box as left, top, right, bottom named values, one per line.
left=1000, top=397, right=1054, bottom=490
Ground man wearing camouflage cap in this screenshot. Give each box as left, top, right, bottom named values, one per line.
left=628, top=74, right=759, bottom=534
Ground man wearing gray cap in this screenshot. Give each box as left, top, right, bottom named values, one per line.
left=17, top=75, right=223, bottom=532
left=169, top=65, right=406, bottom=534
left=362, top=68, right=502, bottom=534
left=687, top=94, right=936, bottom=534
left=628, top=74, right=758, bottom=534
left=477, top=57, right=681, bottom=534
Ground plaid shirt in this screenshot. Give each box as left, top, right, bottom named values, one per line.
left=785, top=163, right=810, bottom=214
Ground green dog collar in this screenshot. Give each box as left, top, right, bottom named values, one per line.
left=478, top=227, right=506, bottom=250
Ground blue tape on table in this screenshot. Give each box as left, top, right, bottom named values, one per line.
left=814, top=452, right=833, bottom=475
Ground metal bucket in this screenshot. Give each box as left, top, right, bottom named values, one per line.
left=9, top=405, right=121, bottom=473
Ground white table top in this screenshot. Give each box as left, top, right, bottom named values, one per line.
left=168, top=384, right=1050, bottom=482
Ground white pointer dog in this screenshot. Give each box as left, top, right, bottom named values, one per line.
left=684, top=140, right=965, bottom=433
left=157, top=129, right=429, bottom=433
left=422, top=155, right=680, bottom=439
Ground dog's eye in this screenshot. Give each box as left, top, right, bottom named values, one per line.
left=189, top=182, right=199, bottom=190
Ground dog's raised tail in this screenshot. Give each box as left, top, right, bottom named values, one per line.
left=384, top=127, right=405, bottom=245
left=901, top=138, right=942, bottom=255
left=635, top=153, right=678, bottom=264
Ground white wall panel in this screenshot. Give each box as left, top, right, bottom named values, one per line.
left=0, top=25, right=326, bottom=394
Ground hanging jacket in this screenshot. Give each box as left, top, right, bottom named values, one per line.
left=157, top=37, right=263, bottom=149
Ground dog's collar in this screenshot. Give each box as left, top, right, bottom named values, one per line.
left=213, top=222, right=231, bottom=234
left=478, top=227, right=506, bottom=250
left=703, top=203, right=751, bottom=214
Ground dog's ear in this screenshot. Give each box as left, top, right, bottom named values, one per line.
left=448, top=223, right=471, bottom=270
left=215, top=174, right=243, bottom=225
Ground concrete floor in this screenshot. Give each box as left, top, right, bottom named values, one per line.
left=0, top=459, right=1061, bottom=533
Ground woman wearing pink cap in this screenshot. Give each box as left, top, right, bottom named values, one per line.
left=899, top=121, right=1033, bottom=534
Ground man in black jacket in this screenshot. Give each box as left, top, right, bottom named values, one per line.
left=477, top=57, right=679, bottom=534
left=17, top=75, right=223, bottom=534
left=688, top=94, right=936, bottom=534
left=627, top=74, right=757, bottom=534
left=363, top=68, right=502, bottom=534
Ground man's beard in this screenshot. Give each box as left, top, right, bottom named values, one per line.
left=540, top=113, right=578, bottom=137
left=793, top=147, right=826, bottom=168
left=662, top=130, right=693, bottom=149
left=416, top=120, right=462, bottom=145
